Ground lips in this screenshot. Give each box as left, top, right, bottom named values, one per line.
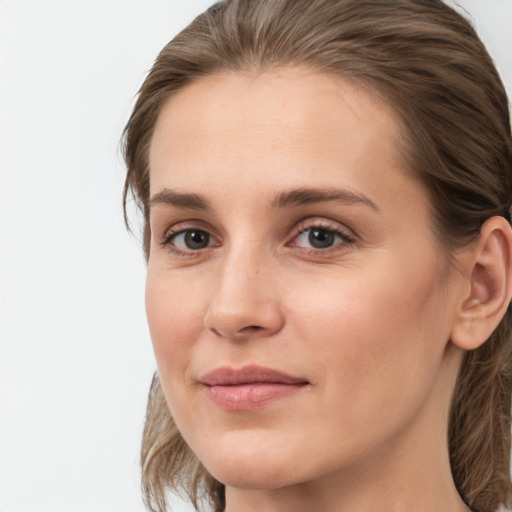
left=199, top=365, right=309, bottom=411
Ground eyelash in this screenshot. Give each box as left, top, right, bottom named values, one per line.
left=160, top=220, right=356, bottom=256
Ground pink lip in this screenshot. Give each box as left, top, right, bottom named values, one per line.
left=199, top=365, right=309, bottom=411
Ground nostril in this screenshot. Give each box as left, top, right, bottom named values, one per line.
left=210, top=327, right=222, bottom=337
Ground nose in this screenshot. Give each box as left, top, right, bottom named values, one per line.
left=204, top=246, right=285, bottom=340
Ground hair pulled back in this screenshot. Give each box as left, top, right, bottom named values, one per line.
left=122, top=1, right=512, bottom=511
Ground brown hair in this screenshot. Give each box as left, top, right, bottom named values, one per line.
left=122, top=1, right=512, bottom=511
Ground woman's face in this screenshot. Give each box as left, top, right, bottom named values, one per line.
left=146, top=69, right=465, bottom=492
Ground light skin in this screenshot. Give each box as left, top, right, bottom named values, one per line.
left=146, top=68, right=512, bottom=512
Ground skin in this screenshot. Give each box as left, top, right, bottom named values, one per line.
left=146, top=68, right=476, bottom=512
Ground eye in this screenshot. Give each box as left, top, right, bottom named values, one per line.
left=297, top=228, right=338, bottom=249
left=292, top=224, right=355, bottom=251
left=165, top=229, right=213, bottom=252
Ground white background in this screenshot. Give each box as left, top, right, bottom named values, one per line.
left=0, top=1, right=511, bottom=512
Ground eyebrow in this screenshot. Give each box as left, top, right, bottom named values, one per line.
left=149, top=186, right=379, bottom=212
left=270, top=187, right=380, bottom=211
left=149, top=189, right=212, bottom=211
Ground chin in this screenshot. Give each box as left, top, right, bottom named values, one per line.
left=197, top=436, right=307, bottom=490
left=209, top=460, right=299, bottom=491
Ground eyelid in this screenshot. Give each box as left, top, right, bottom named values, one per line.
left=160, top=219, right=215, bottom=240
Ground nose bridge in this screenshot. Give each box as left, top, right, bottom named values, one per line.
left=215, top=239, right=269, bottom=314
left=204, top=237, right=282, bottom=338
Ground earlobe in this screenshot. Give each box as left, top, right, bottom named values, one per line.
left=451, top=216, right=512, bottom=351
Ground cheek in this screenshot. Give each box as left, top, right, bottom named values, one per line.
left=271, top=260, right=452, bottom=468
left=145, top=268, right=208, bottom=384
left=286, top=256, right=451, bottom=396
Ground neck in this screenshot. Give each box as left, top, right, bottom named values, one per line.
left=225, top=446, right=468, bottom=512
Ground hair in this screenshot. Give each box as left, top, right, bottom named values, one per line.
left=122, top=1, right=512, bottom=511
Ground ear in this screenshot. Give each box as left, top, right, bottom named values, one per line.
left=451, top=216, right=512, bottom=351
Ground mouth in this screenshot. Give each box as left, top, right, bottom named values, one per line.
left=199, top=365, right=310, bottom=411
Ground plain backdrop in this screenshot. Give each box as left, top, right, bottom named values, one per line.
left=0, top=1, right=511, bottom=512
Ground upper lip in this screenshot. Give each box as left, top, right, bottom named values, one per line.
left=199, top=365, right=309, bottom=386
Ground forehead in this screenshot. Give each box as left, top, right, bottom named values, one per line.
left=148, top=68, right=418, bottom=211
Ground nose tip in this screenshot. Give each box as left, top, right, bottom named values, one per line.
left=203, top=259, right=284, bottom=340
left=204, top=302, right=282, bottom=340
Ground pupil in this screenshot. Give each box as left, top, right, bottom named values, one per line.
left=185, top=230, right=209, bottom=249
left=309, top=229, right=334, bottom=248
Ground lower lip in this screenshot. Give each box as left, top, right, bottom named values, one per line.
left=205, top=383, right=307, bottom=411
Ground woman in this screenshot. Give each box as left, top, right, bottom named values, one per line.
left=122, top=1, right=512, bottom=511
